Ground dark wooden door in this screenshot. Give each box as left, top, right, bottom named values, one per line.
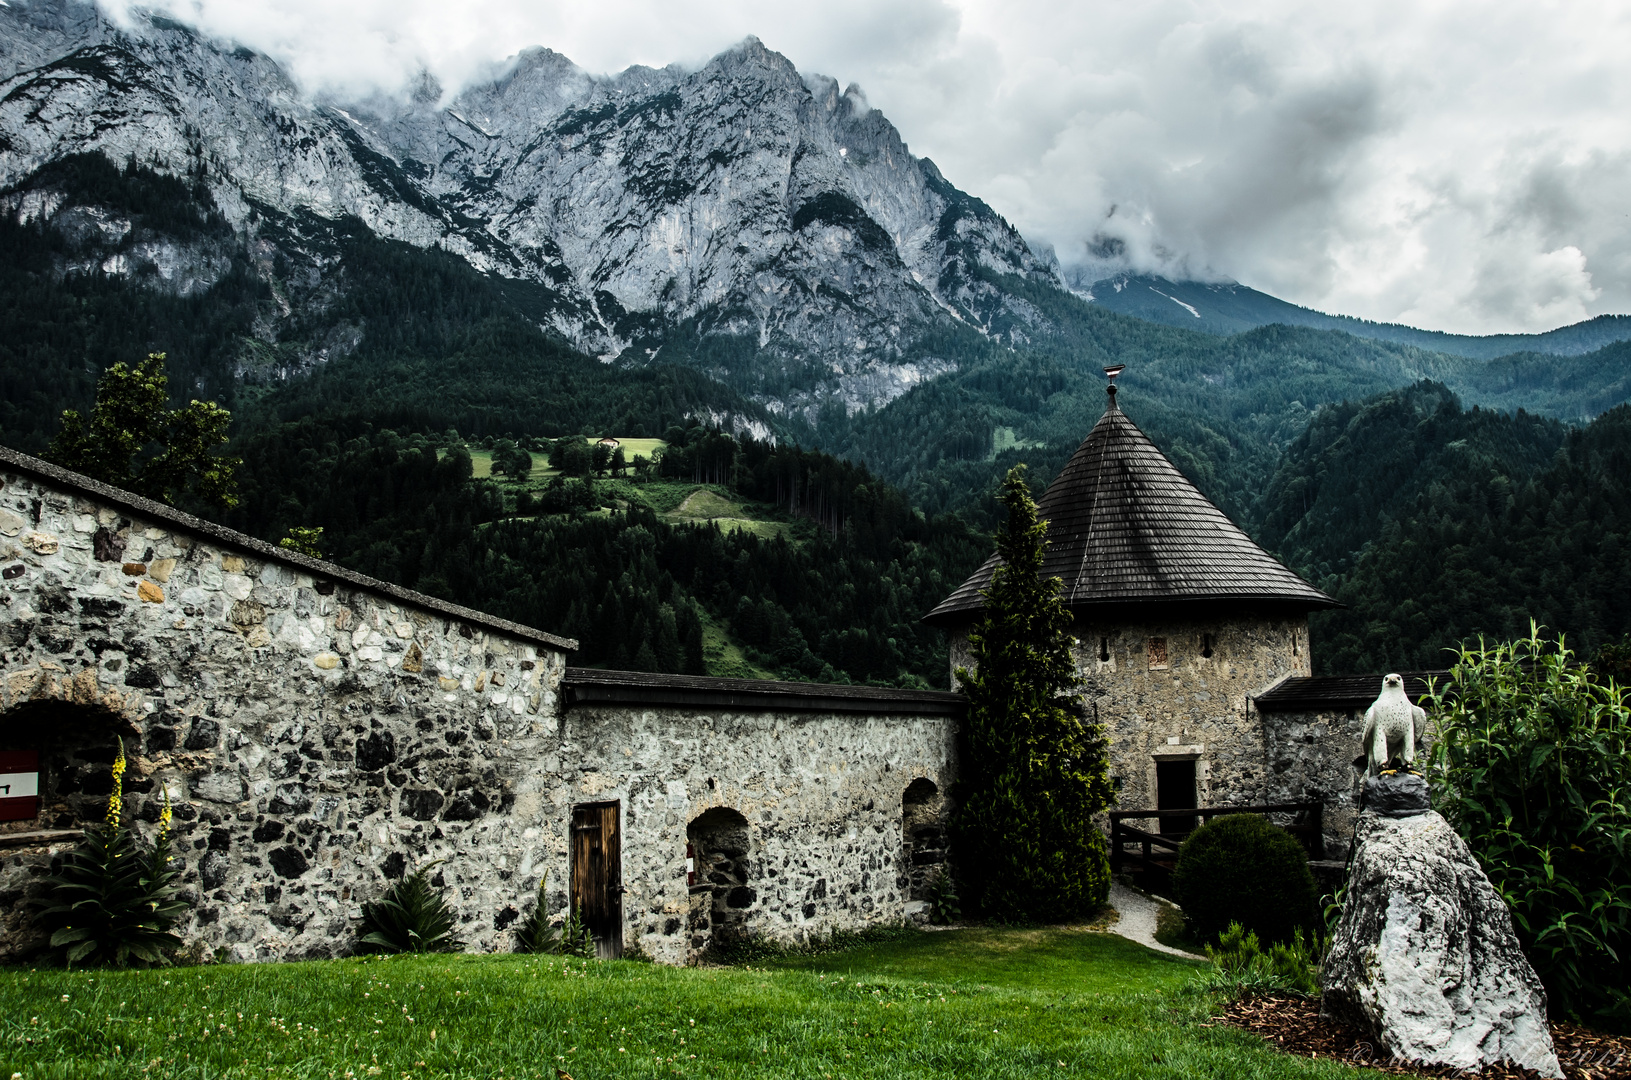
left=571, top=802, right=622, bottom=958
left=1156, top=759, right=1197, bottom=836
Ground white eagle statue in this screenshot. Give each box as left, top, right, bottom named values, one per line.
left=1362, top=672, right=1426, bottom=776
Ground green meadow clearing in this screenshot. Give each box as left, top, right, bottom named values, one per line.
left=0, top=926, right=1361, bottom=1080
left=467, top=438, right=668, bottom=481
left=464, top=436, right=791, bottom=542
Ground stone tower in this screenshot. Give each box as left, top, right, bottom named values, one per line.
left=925, top=377, right=1336, bottom=818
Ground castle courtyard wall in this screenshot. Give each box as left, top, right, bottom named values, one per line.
left=0, top=450, right=959, bottom=964
left=557, top=698, right=955, bottom=965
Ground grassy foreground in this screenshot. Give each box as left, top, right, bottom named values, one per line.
left=1, top=926, right=1359, bottom=1079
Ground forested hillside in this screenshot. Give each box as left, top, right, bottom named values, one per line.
left=219, top=418, right=988, bottom=687
left=1078, top=272, right=1631, bottom=359
left=1259, top=384, right=1631, bottom=673
left=829, top=273, right=1631, bottom=533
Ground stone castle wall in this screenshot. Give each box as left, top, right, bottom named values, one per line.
left=950, top=610, right=1311, bottom=813
left=558, top=702, right=954, bottom=966
left=0, top=452, right=958, bottom=964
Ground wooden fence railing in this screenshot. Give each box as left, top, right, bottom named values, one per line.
left=1107, top=802, right=1324, bottom=877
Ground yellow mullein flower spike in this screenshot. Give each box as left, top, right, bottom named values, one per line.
left=106, top=738, right=127, bottom=827
left=160, top=786, right=175, bottom=861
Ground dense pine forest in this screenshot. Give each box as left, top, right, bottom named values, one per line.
left=1260, top=383, right=1631, bottom=673
left=220, top=418, right=987, bottom=686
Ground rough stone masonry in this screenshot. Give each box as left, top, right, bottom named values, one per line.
left=0, top=447, right=958, bottom=964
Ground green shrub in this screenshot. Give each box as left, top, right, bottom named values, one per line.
left=34, top=742, right=187, bottom=968
left=359, top=863, right=464, bottom=955
left=1426, top=626, right=1631, bottom=1026
left=1171, top=813, right=1318, bottom=946
left=1196, top=922, right=1320, bottom=998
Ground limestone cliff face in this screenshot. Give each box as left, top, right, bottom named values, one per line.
left=0, top=0, right=1062, bottom=413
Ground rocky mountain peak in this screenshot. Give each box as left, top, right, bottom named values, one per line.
left=0, top=1, right=1066, bottom=415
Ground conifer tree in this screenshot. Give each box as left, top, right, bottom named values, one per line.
left=950, top=464, right=1115, bottom=920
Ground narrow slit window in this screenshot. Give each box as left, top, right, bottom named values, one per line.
left=1098, top=637, right=1110, bottom=662
left=1201, top=633, right=1215, bottom=659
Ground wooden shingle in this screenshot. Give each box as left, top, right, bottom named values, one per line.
left=926, top=387, right=1336, bottom=622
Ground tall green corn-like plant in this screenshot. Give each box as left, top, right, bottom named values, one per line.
left=1424, top=624, right=1631, bottom=1025
left=512, top=870, right=592, bottom=957
left=358, top=863, right=464, bottom=954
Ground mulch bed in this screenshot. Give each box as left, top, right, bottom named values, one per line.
left=1216, top=994, right=1631, bottom=1079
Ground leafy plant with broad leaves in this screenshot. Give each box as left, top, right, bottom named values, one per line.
left=358, top=862, right=464, bottom=954
left=1196, top=922, right=1320, bottom=998
left=35, top=742, right=187, bottom=967
left=949, top=464, right=1115, bottom=921
left=1424, top=624, right=1631, bottom=1026
left=923, top=866, right=961, bottom=925
left=513, top=871, right=593, bottom=957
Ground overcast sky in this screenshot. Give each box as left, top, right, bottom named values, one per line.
left=108, top=0, right=1631, bottom=335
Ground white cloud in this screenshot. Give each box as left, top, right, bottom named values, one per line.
left=103, top=0, right=1631, bottom=334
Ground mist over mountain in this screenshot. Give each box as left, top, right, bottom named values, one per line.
left=1069, top=271, right=1631, bottom=360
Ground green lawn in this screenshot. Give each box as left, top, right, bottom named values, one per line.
left=1, top=926, right=1360, bottom=1079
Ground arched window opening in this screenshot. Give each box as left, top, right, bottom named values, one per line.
left=0, top=700, right=140, bottom=831
left=686, top=806, right=753, bottom=961
left=901, top=778, right=947, bottom=902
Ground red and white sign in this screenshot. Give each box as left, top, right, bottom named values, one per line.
left=0, top=750, right=39, bottom=822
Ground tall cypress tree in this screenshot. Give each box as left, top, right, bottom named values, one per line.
left=951, top=465, right=1115, bottom=920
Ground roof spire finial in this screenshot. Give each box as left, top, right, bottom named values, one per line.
left=1103, top=364, right=1126, bottom=411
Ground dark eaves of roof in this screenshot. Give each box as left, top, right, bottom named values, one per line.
left=925, top=384, right=1336, bottom=625
left=562, top=667, right=965, bottom=715
left=1253, top=671, right=1450, bottom=712
left=0, top=444, right=578, bottom=652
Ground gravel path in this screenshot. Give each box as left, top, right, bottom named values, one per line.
left=1108, top=881, right=1207, bottom=960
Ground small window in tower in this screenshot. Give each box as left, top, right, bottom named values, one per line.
left=1147, top=637, right=1168, bottom=670
left=1201, top=633, right=1215, bottom=659
left=1098, top=637, right=1110, bottom=662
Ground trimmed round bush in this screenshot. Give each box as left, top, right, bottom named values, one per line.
left=1171, top=813, right=1318, bottom=946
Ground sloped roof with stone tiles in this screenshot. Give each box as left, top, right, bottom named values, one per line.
left=925, top=385, right=1336, bottom=623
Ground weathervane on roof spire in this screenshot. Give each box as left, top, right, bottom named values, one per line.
left=1104, top=364, right=1126, bottom=410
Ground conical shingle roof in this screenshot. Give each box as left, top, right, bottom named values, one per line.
left=925, top=386, right=1335, bottom=623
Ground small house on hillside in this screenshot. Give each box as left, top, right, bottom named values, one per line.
left=596, top=437, right=621, bottom=449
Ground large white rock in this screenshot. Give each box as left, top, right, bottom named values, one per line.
left=1322, top=809, right=1563, bottom=1078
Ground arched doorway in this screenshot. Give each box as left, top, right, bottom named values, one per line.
left=686, top=806, right=753, bottom=961
left=0, top=699, right=146, bottom=962
left=901, top=778, right=947, bottom=901
left=0, top=699, right=141, bottom=832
